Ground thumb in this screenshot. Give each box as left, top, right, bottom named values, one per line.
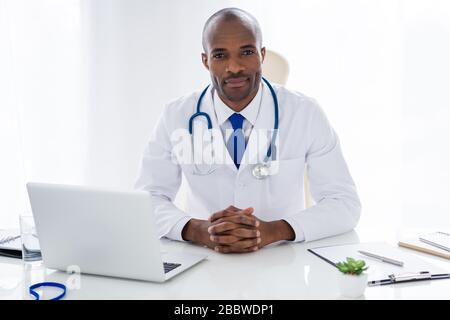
left=243, top=207, right=254, bottom=215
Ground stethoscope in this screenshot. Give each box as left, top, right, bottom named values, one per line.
left=29, top=282, right=66, bottom=300
left=188, top=77, right=279, bottom=180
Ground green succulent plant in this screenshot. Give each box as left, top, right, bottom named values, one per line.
left=336, top=257, right=368, bottom=275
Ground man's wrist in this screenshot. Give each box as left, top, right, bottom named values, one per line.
left=181, top=218, right=208, bottom=244
left=181, top=218, right=196, bottom=242
left=269, top=220, right=295, bottom=242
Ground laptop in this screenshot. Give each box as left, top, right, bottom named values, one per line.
left=26, top=182, right=206, bottom=282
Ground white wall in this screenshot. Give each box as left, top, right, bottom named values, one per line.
left=81, top=0, right=232, bottom=188
left=401, top=0, right=450, bottom=229
left=1, top=0, right=85, bottom=227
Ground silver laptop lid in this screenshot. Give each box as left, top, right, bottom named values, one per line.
left=26, top=182, right=166, bottom=282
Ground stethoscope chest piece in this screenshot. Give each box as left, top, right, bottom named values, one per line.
left=252, top=163, right=270, bottom=180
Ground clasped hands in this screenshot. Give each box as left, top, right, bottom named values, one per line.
left=182, top=205, right=295, bottom=254
left=208, top=206, right=262, bottom=253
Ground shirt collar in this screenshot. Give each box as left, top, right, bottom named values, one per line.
left=212, top=82, right=263, bottom=126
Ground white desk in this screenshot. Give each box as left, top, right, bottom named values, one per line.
left=1, top=229, right=449, bottom=300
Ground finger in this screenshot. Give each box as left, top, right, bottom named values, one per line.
left=231, top=237, right=261, bottom=249
left=208, top=221, right=238, bottom=234
left=211, top=214, right=259, bottom=228
left=214, top=245, right=259, bottom=254
left=209, top=234, right=240, bottom=245
left=209, top=209, right=246, bottom=222
left=208, top=210, right=235, bottom=222
left=230, top=206, right=254, bottom=215
left=225, top=228, right=260, bottom=238
left=226, top=205, right=241, bottom=212
left=208, top=221, right=242, bottom=234
left=209, top=207, right=254, bottom=222
left=209, top=227, right=260, bottom=238
left=214, top=206, right=241, bottom=219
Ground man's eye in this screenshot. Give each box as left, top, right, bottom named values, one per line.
left=213, top=53, right=225, bottom=59
left=242, top=50, right=255, bottom=56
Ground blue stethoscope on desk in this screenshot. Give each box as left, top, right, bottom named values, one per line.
left=29, top=282, right=66, bottom=300
left=188, top=77, right=279, bottom=179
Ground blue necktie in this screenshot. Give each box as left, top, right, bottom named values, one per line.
left=227, top=113, right=246, bottom=169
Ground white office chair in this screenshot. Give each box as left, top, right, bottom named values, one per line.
left=261, top=50, right=290, bottom=85
left=262, top=49, right=313, bottom=209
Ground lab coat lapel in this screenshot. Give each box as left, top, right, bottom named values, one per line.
left=239, top=82, right=275, bottom=172
left=201, top=87, right=238, bottom=173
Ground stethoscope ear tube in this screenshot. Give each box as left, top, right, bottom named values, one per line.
left=189, top=85, right=211, bottom=134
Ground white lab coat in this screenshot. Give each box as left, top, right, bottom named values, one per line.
left=135, top=82, right=361, bottom=242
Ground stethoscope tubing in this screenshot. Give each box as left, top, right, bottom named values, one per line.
left=189, top=77, right=279, bottom=177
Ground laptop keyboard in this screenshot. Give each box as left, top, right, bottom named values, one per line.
left=163, top=262, right=181, bottom=273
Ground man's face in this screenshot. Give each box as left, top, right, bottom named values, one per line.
left=202, top=19, right=265, bottom=104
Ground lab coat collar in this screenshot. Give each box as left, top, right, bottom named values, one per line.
left=213, top=83, right=262, bottom=126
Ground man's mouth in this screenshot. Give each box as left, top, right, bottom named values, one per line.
left=224, top=77, right=249, bottom=88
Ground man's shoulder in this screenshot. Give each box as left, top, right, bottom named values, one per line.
left=159, top=89, right=207, bottom=130
left=273, top=84, right=320, bottom=115
left=164, top=90, right=200, bottom=114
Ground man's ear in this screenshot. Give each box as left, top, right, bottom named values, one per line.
left=261, top=47, right=266, bottom=63
left=201, top=53, right=210, bottom=71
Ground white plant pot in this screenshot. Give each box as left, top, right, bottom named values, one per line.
left=338, top=272, right=368, bottom=298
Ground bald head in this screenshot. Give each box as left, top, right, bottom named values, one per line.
left=202, top=8, right=262, bottom=53
left=200, top=8, right=265, bottom=111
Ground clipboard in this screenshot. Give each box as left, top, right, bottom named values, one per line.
left=308, top=242, right=450, bottom=286
left=0, top=229, right=22, bottom=259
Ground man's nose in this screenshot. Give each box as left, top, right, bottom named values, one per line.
left=225, top=57, right=245, bottom=74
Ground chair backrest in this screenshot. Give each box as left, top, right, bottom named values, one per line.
left=262, top=50, right=290, bottom=85
left=262, top=49, right=313, bottom=209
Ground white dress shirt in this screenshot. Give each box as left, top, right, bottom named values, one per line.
left=213, top=83, right=263, bottom=150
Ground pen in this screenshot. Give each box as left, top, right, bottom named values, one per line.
left=358, top=250, right=404, bottom=267
left=367, top=272, right=450, bottom=287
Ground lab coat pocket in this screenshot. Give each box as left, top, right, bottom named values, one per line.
left=180, top=163, right=235, bottom=211
left=266, top=157, right=305, bottom=211
left=180, top=163, right=233, bottom=192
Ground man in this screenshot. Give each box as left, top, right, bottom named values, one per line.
left=135, top=8, right=361, bottom=253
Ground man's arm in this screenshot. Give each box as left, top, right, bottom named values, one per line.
left=135, top=110, right=193, bottom=241
left=261, top=219, right=296, bottom=243
left=282, top=102, right=361, bottom=242
left=181, top=218, right=212, bottom=247
left=209, top=102, right=360, bottom=247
